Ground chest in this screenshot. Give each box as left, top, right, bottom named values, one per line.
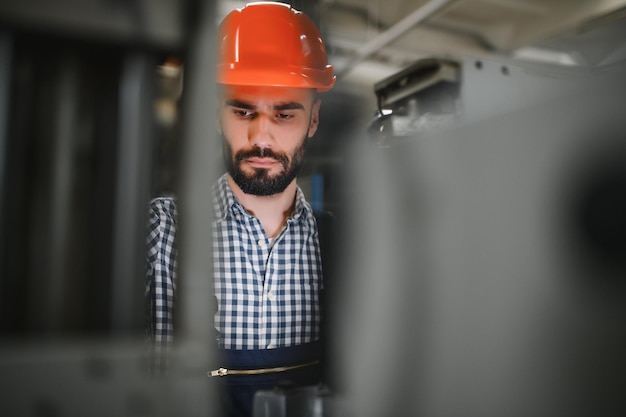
left=212, top=214, right=321, bottom=285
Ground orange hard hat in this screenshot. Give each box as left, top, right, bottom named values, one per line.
left=217, top=2, right=336, bottom=92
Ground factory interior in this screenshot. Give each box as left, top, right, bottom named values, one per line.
left=1, top=1, right=625, bottom=415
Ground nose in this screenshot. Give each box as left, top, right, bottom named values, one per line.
left=249, top=113, right=273, bottom=149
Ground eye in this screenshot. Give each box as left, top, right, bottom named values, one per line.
left=232, top=108, right=254, bottom=118
left=276, top=112, right=294, bottom=121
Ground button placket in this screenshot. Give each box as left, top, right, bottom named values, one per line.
left=244, top=214, right=271, bottom=347
left=264, top=239, right=281, bottom=349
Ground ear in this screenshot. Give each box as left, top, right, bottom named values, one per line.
left=307, top=98, right=321, bottom=138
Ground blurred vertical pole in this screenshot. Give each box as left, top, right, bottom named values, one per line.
left=0, top=31, right=10, bottom=317
left=110, top=51, right=155, bottom=334
left=44, top=55, right=80, bottom=332
left=311, top=173, right=324, bottom=212
left=171, top=0, right=218, bottom=415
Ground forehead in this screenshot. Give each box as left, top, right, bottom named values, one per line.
left=219, top=84, right=316, bottom=105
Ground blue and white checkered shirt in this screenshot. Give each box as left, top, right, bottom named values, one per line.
left=146, top=174, right=322, bottom=355
left=145, top=196, right=177, bottom=370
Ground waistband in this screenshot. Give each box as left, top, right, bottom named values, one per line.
left=209, top=341, right=321, bottom=377
left=215, top=341, right=321, bottom=369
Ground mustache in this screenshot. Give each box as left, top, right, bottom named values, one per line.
left=235, top=147, right=289, bottom=165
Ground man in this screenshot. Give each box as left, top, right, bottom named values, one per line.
left=146, top=2, right=335, bottom=416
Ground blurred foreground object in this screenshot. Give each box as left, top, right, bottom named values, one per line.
left=0, top=1, right=218, bottom=416
left=340, top=53, right=626, bottom=416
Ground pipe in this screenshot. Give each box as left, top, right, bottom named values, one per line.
left=335, top=0, right=459, bottom=77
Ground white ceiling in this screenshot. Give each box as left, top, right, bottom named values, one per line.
left=217, top=0, right=626, bottom=88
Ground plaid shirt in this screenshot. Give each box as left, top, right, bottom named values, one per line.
left=146, top=174, right=322, bottom=355
left=145, top=196, right=178, bottom=369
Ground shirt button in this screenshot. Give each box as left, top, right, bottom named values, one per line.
left=235, top=214, right=241, bottom=220
left=267, top=343, right=275, bottom=349
left=267, top=291, right=274, bottom=301
left=258, top=239, right=266, bottom=248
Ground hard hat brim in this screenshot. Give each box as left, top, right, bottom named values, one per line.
left=217, top=64, right=336, bottom=93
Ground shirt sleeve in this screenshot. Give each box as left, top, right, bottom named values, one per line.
left=145, top=197, right=178, bottom=371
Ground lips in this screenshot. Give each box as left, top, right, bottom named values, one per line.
left=235, top=148, right=289, bottom=171
left=246, top=157, right=279, bottom=167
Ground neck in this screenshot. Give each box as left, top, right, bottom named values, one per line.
left=227, top=175, right=297, bottom=238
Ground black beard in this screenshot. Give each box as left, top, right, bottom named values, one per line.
left=224, top=138, right=308, bottom=196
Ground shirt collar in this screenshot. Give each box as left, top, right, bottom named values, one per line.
left=212, top=173, right=238, bottom=221
left=212, top=173, right=312, bottom=221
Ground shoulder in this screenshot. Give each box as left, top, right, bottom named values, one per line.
left=147, top=197, right=178, bottom=230
left=146, top=197, right=178, bottom=256
left=149, top=196, right=178, bottom=219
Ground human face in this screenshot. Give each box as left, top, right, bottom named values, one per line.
left=218, top=85, right=321, bottom=196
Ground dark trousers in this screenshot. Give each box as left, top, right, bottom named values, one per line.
left=213, top=342, right=322, bottom=417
